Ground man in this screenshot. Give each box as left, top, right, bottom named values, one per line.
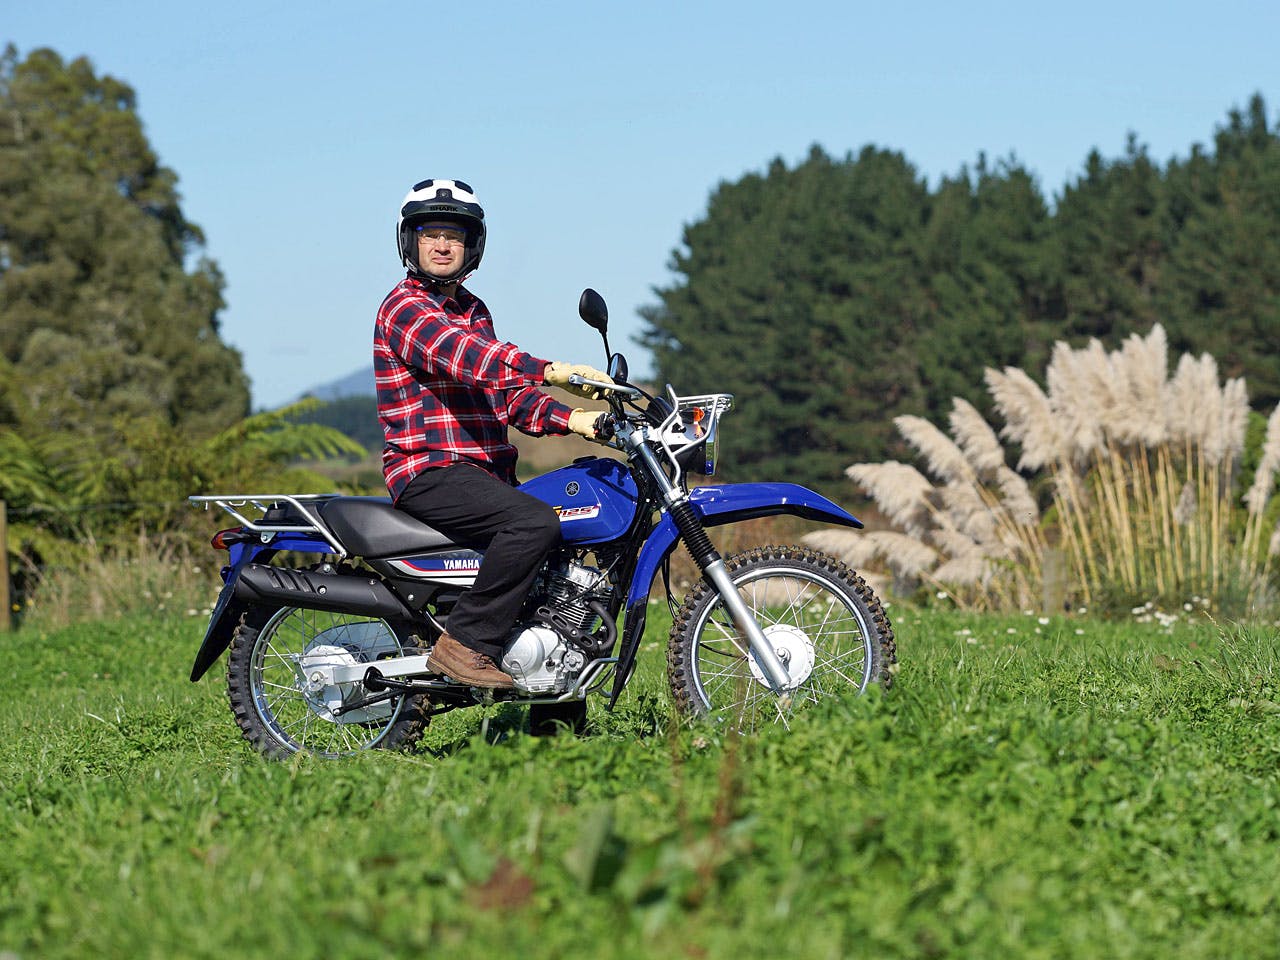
left=375, top=178, right=612, bottom=690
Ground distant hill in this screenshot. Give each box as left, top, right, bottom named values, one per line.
left=299, top=365, right=375, bottom=402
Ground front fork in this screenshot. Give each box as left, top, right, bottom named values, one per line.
left=631, top=445, right=791, bottom=692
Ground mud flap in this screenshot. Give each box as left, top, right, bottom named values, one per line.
left=189, top=577, right=247, bottom=682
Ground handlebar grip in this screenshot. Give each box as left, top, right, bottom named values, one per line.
left=593, top=412, right=616, bottom=441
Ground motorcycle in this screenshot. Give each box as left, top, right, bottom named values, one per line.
left=188, top=289, right=895, bottom=757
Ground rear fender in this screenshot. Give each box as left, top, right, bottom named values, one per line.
left=189, top=533, right=334, bottom=682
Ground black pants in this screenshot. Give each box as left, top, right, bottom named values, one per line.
left=395, top=463, right=560, bottom=660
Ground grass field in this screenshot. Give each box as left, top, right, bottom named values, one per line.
left=1, top=604, right=1278, bottom=959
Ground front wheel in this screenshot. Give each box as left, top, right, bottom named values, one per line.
left=667, top=545, right=895, bottom=729
left=226, top=605, right=431, bottom=758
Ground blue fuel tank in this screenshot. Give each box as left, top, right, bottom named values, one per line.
left=519, top=456, right=639, bottom=544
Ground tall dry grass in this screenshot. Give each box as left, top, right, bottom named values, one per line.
left=15, top=530, right=220, bottom=632
left=811, top=325, right=1280, bottom=614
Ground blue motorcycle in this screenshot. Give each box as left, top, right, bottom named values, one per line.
left=189, top=290, right=895, bottom=757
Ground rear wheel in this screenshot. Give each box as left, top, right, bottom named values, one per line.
left=667, top=545, right=895, bottom=730
left=226, top=605, right=430, bottom=758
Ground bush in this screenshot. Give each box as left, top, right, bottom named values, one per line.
left=814, top=325, right=1280, bottom=617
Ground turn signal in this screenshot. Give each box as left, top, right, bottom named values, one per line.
left=211, top=528, right=245, bottom=550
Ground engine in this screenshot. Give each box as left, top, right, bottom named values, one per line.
left=500, top=560, right=611, bottom=694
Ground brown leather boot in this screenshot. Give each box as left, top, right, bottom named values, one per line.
left=427, top=632, right=515, bottom=689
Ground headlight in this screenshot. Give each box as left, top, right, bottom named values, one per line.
left=666, top=394, right=733, bottom=476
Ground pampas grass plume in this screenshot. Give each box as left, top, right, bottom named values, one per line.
left=862, top=530, right=939, bottom=578
left=985, top=366, right=1062, bottom=471
left=1218, top=377, right=1249, bottom=467
left=836, top=322, right=1274, bottom=613
left=847, top=461, right=934, bottom=534
left=931, top=555, right=990, bottom=586
left=1119, top=324, right=1169, bottom=445
left=803, top=528, right=877, bottom=568
left=997, top=466, right=1038, bottom=527
left=1245, top=405, right=1280, bottom=514
left=895, top=415, right=970, bottom=484
left=949, top=398, right=1005, bottom=476
left=1046, top=339, right=1106, bottom=461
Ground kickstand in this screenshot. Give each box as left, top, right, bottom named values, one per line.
left=476, top=691, right=503, bottom=744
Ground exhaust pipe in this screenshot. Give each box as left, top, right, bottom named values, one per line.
left=233, top=565, right=414, bottom=620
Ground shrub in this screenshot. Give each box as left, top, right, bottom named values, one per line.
left=16, top=531, right=219, bottom=632
left=2, top=400, right=366, bottom=617
left=811, top=325, right=1280, bottom=616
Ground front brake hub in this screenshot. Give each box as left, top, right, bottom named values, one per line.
left=747, top=624, right=815, bottom=690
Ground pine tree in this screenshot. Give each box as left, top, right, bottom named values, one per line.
left=1159, top=94, right=1280, bottom=408
left=641, top=145, right=932, bottom=495
left=918, top=157, right=1054, bottom=420
left=0, top=46, right=249, bottom=447
left=1049, top=135, right=1167, bottom=344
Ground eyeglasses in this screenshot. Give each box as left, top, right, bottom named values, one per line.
left=415, top=225, right=467, bottom=246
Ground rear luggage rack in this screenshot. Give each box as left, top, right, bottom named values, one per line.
left=189, top=494, right=348, bottom=557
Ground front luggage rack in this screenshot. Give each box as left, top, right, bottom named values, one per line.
left=189, top=493, right=348, bottom=557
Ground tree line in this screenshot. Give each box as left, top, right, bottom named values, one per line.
left=0, top=47, right=354, bottom=600
left=4, top=43, right=1279, bottom=565
left=641, top=96, right=1280, bottom=496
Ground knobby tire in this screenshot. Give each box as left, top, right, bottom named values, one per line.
left=667, top=545, right=896, bottom=728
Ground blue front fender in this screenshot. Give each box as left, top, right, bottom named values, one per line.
left=604, top=482, right=863, bottom=708
left=625, top=482, right=863, bottom=610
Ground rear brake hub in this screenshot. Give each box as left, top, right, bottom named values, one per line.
left=297, top=643, right=362, bottom=718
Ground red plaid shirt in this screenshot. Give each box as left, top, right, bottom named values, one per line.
left=375, top=277, right=573, bottom=500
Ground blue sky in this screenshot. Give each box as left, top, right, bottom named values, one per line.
left=8, top=1, right=1280, bottom=409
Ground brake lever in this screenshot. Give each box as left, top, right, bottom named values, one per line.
left=567, top=374, right=642, bottom=399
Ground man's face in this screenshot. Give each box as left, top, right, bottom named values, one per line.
left=415, top=221, right=468, bottom=279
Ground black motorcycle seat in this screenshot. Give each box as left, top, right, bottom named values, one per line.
left=318, top=497, right=457, bottom=559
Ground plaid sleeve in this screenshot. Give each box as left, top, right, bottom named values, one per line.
left=384, top=300, right=546, bottom=388
left=506, top=385, right=574, bottom=436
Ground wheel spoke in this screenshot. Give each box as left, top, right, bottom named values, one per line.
left=776, top=576, right=806, bottom=625
left=276, top=709, right=311, bottom=737
left=684, top=557, right=885, bottom=727
left=241, top=607, right=409, bottom=757
left=260, top=679, right=303, bottom=694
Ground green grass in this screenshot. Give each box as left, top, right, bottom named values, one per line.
left=1, top=606, right=1278, bottom=959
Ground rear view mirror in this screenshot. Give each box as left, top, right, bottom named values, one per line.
left=608, top=352, right=629, bottom=383
left=578, top=288, right=609, bottom=333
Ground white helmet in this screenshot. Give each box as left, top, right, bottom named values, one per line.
left=396, top=178, right=486, bottom=283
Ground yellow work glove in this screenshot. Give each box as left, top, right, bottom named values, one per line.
left=544, top=361, right=615, bottom=400
left=568, top=408, right=608, bottom=443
